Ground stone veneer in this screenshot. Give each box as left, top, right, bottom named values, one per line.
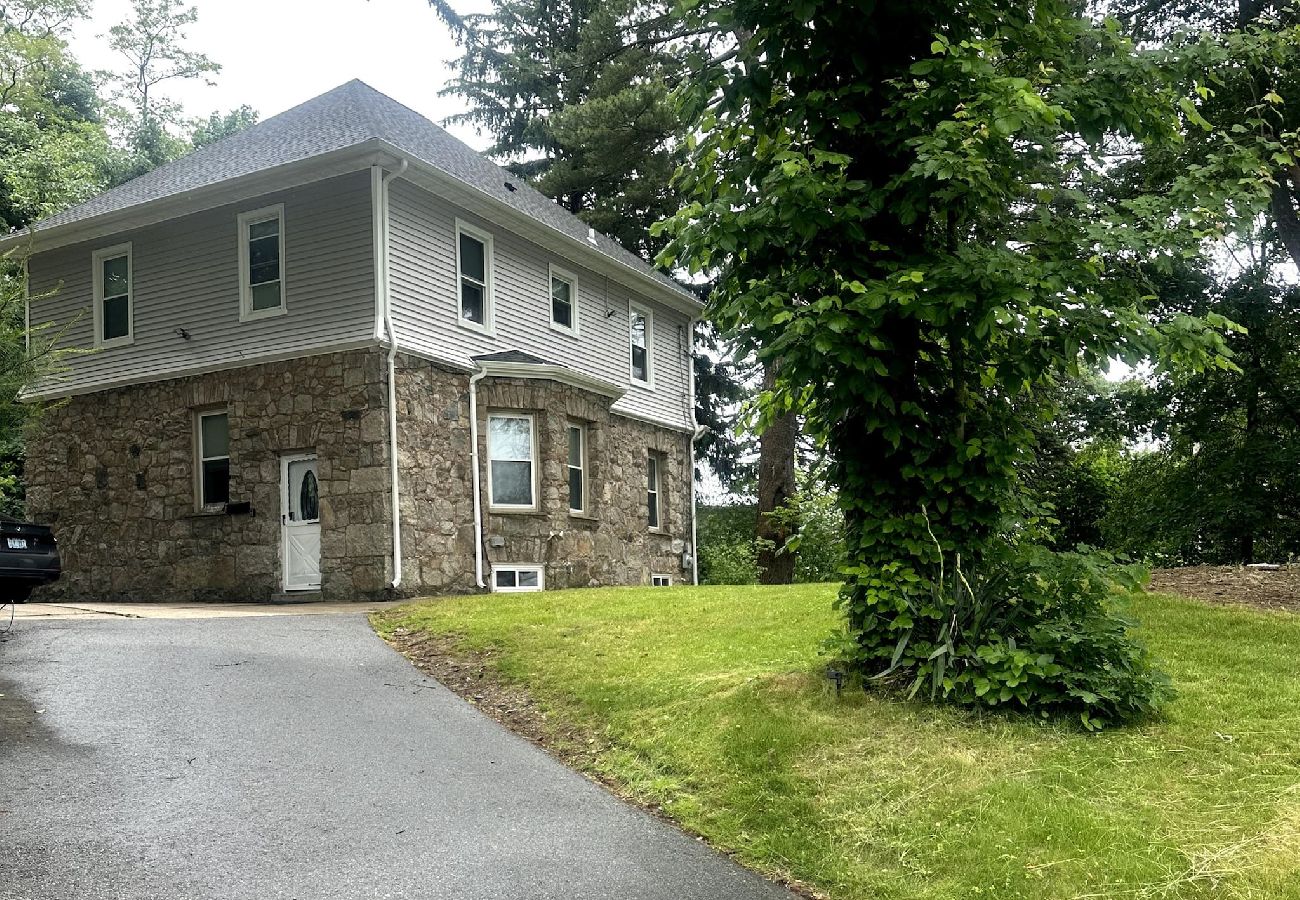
left=26, top=349, right=394, bottom=602
left=25, top=348, right=693, bottom=601
left=395, top=355, right=693, bottom=594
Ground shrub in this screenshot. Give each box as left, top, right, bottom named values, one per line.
left=698, top=504, right=760, bottom=584
left=830, top=538, right=1173, bottom=729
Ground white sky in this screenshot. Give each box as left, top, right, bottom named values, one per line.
left=68, top=0, right=493, bottom=151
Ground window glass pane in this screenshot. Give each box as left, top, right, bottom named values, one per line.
left=299, top=470, right=319, bottom=521
left=460, top=232, right=485, bottom=281
left=495, top=570, right=517, bottom=588
left=552, top=295, right=572, bottom=328
left=250, top=281, right=282, bottom=310
left=569, top=468, right=583, bottom=511
left=202, top=458, right=230, bottom=506
left=518, top=570, right=539, bottom=588
left=248, top=218, right=279, bottom=241
left=201, top=414, right=229, bottom=459
left=102, top=295, right=130, bottom=340
left=631, top=312, right=646, bottom=348
left=568, top=426, right=582, bottom=467
left=648, top=490, right=659, bottom=528
left=631, top=345, right=648, bottom=382
left=552, top=276, right=572, bottom=327
left=249, top=238, right=279, bottom=285
left=489, top=416, right=532, bottom=461
left=647, top=456, right=658, bottom=491
left=461, top=281, right=484, bottom=323
left=491, top=460, right=534, bottom=506
left=102, top=255, right=128, bottom=298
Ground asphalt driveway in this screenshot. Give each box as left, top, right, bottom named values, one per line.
left=0, top=611, right=793, bottom=900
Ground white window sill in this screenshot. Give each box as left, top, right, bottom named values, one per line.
left=96, top=336, right=135, bottom=350
left=549, top=321, right=579, bottom=338
left=458, top=318, right=494, bottom=337
left=240, top=304, right=286, bottom=323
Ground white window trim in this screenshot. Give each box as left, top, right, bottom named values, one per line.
left=487, top=411, right=538, bottom=512
left=92, top=243, right=133, bottom=349
left=455, top=218, right=495, bottom=336
left=567, top=422, right=587, bottom=515
left=630, top=301, right=655, bottom=390
left=549, top=264, right=580, bottom=337
left=195, top=409, right=230, bottom=512
left=238, top=204, right=287, bottom=322
left=647, top=452, right=663, bottom=532
left=651, top=574, right=673, bottom=587
left=491, top=564, right=545, bottom=593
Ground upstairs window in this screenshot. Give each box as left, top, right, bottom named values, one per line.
left=488, top=413, right=535, bottom=509
left=457, top=221, right=493, bottom=330
left=92, top=244, right=132, bottom=347
left=238, top=205, right=285, bottom=320
left=567, top=423, right=586, bottom=514
left=550, top=265, right=578, bottom=334
left=197, top=411, right=230, bottom=510
left=647, top=452, right=663, bottom=530
left=630, top=304, right=653, bottom=386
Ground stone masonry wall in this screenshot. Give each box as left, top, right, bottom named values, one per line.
left=25, top=349, right=394, bottom=602
left=23, top=348, right=693, bottom=602
left=396, top=355, right=694, bottom=594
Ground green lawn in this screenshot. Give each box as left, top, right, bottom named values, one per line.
left=373, top=585, right=1300, bottom=900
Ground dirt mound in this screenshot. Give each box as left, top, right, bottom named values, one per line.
left=1148, top=565, right=1300, bottom=613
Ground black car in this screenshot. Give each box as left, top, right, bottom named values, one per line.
left=0, top=516, right=60, bottom=602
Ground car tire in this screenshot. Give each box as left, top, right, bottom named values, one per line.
left=3, top=583, right=33, bottom=603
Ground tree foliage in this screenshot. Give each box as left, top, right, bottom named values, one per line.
left=0, top=0, right=111, bottom=230
left=430, top=0, right=745, bottom=484
left=659, top=0, right=1242, bottom=725
left=107, top=0, right=220, bottom=177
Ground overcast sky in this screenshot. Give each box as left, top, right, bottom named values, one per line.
left=68, top=0, right=494, bottom=151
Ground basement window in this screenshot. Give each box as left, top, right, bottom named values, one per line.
left=492, top=565, right=544, bottom=593
left=651, top=574, right=672, bottom=587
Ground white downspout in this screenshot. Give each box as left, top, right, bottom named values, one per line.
left=469, top=367, right=487, bottom=588
left=688, top=319, right=701, bottom=586
left=380, top=158, right=408, bottom=590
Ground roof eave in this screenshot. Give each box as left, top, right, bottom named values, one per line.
left=0, top=140, right=393, bottom=256
left=474, top=358, right=628, bottom=401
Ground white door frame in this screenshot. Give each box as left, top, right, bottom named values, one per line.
left=280, top=452, right=321, bottom=592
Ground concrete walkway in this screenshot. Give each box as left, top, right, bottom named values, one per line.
left=0, top=611, right=793, bottom=900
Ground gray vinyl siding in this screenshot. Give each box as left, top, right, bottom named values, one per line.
left=27, top=171, right=375, bottom=396
left=388, top=179, right=694, bottom=430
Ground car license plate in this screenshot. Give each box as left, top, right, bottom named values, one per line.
left=7, top=537, right=27, bottom=550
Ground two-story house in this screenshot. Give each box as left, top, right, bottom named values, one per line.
left=8, top=80, right=702, bottom=602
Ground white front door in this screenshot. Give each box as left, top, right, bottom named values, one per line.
left=281, top=453, right=321, bottom=592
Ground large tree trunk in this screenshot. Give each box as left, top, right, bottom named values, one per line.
left=756, top=359, right=798, bottom=584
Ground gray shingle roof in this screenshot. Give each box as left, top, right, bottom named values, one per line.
left=28, top=80, right=694, bottom=302
left=472, top=350, right=556, bottom=366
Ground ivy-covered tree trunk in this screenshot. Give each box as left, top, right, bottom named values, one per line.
left=662, top=0, right=1241, bottom=727
left=755, top=359, right=797, bottom=584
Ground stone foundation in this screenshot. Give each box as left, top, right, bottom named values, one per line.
left=26, top=349, right=393, bottom=602
left=25, top=349, right=694, bottom=601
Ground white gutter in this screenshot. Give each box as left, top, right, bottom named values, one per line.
left=468, top=367, right=488, bottom=589
left=379, top=158, right=409, bottom=590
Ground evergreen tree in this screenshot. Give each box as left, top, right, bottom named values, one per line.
left=429, top=0, right=747, bottom=491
